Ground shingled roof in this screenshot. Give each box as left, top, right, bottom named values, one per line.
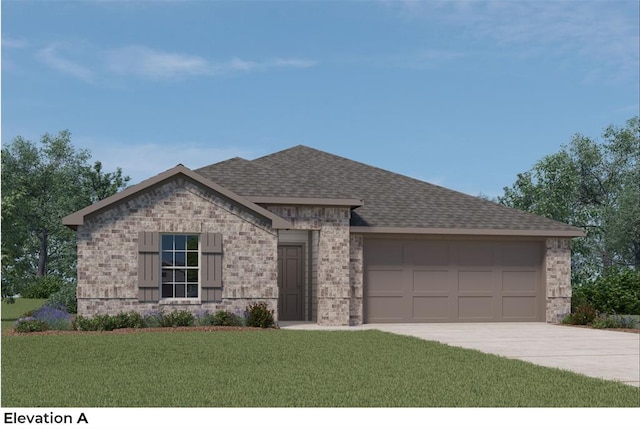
left=196, top=145, right=584, bottom=236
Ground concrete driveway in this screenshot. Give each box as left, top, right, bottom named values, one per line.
left=281, top=322, right=640, bottom=387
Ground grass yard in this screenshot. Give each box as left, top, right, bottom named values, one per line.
left=2, top=330, right=638, bottom=407
left=1, top=298, right=47, bottom=333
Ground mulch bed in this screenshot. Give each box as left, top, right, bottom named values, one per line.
left=4, top=326, right=268, bottom=337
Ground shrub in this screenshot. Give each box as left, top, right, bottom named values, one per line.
left=570, top=287, right=589, bottom=312
left=47, top=281, right=77, bottom=314
left=568, top=304, right=597, bottom=325
left=194, top=310, right=214, bottom=326
left=23, top=276, right=65, bottom=299
left=20, top=308, right=38, bottom=318
left=592, top=314, right=638, bottom=329
left=245, top=302, right=275, bottom=328
left=211, top=310, right=244, bottom=326
left=560, top=313, right=575, bottom=325
left=591, top=315, right=620, bottom=329
left=113, top=311, right=145, bottom=329
left=96, top=314, right=119, bottom=331
left=75, top=314, right=109, bottom=331
left=572, top=269, right=640, bottom=315
left=14, top=317, right=49, bottom=333
left=73, top=316, right=97, bottom=331
left=143, top=310, right=164, bottom=328
left=74, top=312, right=145, bottom=331
left=32, top=304, right=73, bottom=331
left=161, top=310, right=194, bottom=327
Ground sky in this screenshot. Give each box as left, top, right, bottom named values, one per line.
left=2, top=0, right=638, bottom=198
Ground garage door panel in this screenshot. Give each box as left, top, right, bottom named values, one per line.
left=503, top=296, right=537, bottom=319
left=501, top=243, right=543, bottom=266
left=413, top=297, right=449, bottom=320
left=364, top=239, right=543, bottom=323
left=502, top=271, right=537, bottom=293
left=367, top=241, right=403, bottom=266
left=405, top=242, right=449, bottom=266
left=458, top=243, right=494, bottom=266
left=458, top=296, right=493, bottom=319
left=367, top=270, right=403, bottom=293
left=367, top=296, right=404, bottom=322
left=413, top=270, right=449, bottom=292
left=458, top=271, right=493, bottom=292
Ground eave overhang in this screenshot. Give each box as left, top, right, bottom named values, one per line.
left=349, top=226, right=586, bottom=237
left=246, top=196, right=364, bottom=208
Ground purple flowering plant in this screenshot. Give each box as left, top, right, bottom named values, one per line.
left=32, top=304, right=73, bottom=331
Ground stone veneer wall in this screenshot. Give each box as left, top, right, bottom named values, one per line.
left=349, top=234, right=363, bottom=325
left=77, top=178, right=278, bottom=317
left=545, top=237, right=572, bottom=323
left=265, top=206, right=351, bottom=325
left=311, top=230, right=319, bottom=321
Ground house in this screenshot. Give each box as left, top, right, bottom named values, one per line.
left=63, top=146, right=584, bottom=325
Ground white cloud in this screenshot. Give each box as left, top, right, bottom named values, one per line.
left=105, top=46, right=211, bottom=79
left=27, top=41, right=316, bottom=83
left=35, top=42, right=93, bottom=82
left=208, top=56, right=317, bottom=76
left=105, top=45, right=317, bottom=80
left=387, top=1, right=639, bottom=82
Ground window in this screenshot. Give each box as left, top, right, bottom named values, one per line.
left=138, top=231, right=221, bottom=303
left=161, top=234, right=199, bottom=298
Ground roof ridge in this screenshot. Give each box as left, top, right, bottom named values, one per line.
left=252, top=144, right=451, bottom=188
left=250, top=144, right=311, bottom=163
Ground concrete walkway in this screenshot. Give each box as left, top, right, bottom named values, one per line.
left=280, top=322, right=640, bottom=387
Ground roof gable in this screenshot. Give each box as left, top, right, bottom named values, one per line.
left=63, top=165, right=292, bottom=230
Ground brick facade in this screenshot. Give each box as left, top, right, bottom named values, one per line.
left=266, top=206, right=352, bottom=326
left=545, top=237, right=572, bottom=323
left=77, top=178, right=278, bottom=318
left=73, top=176, right=574, bottom=326
left=349, top=234, right=363, bottom=325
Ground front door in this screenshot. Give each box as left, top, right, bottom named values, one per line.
left=278, top=246, right=303, bottom=320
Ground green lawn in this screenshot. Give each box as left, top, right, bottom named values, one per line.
left=1, top=298, right=47, bottom=333
left=2, top=330, right=638, bottom=407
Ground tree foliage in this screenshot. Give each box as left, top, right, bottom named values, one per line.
left=1, top=130, right=130, bottom=299
left=498, top=117, right=639, bottom=282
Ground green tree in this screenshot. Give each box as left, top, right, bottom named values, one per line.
left=1, top=131, right=130, bottom=299
left=498, top=117, right=639, bottom=282
left=83, top=160, right=129, bottom=203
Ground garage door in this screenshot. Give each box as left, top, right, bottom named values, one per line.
left=364, top=239, right=544, bottom=323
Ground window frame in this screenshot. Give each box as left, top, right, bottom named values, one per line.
left=138, top=231, right=222, bottom=303
left=160, top=233, right=201, bottom=300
